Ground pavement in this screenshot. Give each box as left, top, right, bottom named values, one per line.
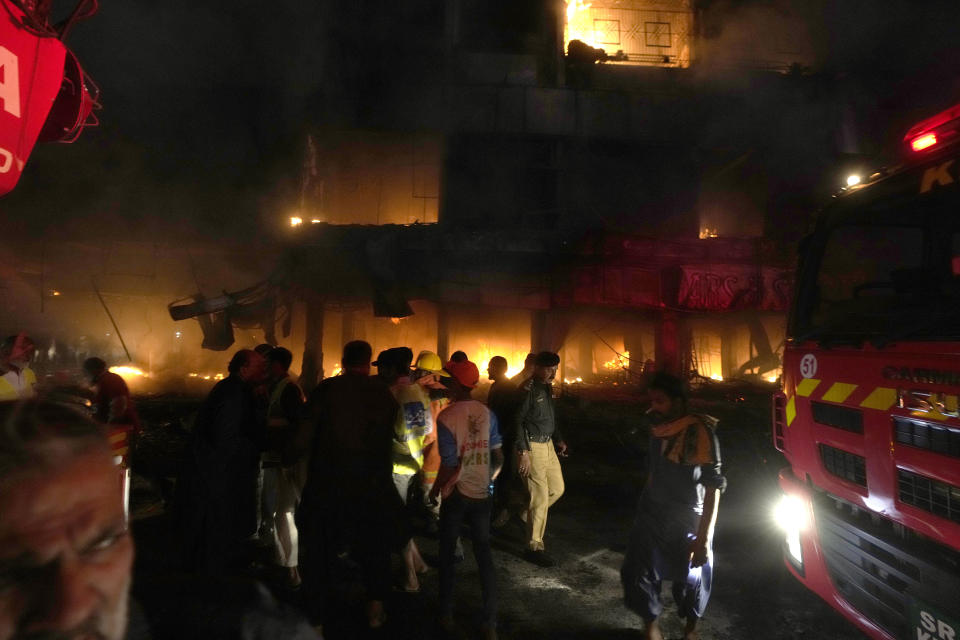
left=129, top=384, right=869, bottom=639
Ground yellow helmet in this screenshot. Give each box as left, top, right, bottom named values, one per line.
left=415, top=350, right=444, bottom=375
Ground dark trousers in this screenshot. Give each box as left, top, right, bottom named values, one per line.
left=439, top=490, right=497, bottom=625
left=621, top=529, right=714, bottom=622
left=297, top=493, right=393, bottom=625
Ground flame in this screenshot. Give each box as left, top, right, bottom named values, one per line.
left=472, top=343, right=528, bottom=379
left=565, top=0, right=599, bottom=49
left=390, top=317, right=403, bottom=325
left=603, top=350, right=630, bottom=371
left=187, top=371, right=224, bottom=381
left=109, top=366, right=147, bottom=378
left=290, top=216, right=303, bottom=227
left=330, top=363, right=343, bottom=377
left=710, top=373, right=723, bottom=381
left=699, top=228, right=719, bottom=239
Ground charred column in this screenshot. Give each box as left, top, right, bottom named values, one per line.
left=300, top=294, right=324, bottom=394
left=655, top=310, right=690, bottom=376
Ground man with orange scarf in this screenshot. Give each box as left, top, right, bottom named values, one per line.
left=621, top=372, right=726, bottom=640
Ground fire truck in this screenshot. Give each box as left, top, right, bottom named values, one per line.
left=773, top=103, right=960, bottom=640
left=1, top=0, right=130, bottom=513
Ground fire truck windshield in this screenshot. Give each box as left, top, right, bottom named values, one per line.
left=794, top=195, right=960, bottom=346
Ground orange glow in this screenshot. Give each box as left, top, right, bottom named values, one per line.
left=186, top=371, right=224, bottom=381
left=565, top=0, right=598, bottom=48
left=603, top=350, right=630, bottom=370
left=109, top=365, right=147, bottom=378
left=563, top=0, right=692, bottom=68
left=390, top=317, right=403, bottom=325
left=911, top=133, right=937, bottom=151
left=699, top=228, right=719, bottom=239
left=473, top=343, right=528, bottom=379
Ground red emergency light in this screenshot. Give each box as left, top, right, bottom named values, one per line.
left=903, top=102, right=960, bottom=156
left=910, top=133, right=937, bottom=152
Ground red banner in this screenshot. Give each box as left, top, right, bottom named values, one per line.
left=0, top=0, right=67, bottom=195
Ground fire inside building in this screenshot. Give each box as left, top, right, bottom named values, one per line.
left=2, top=1, right=959, bottom=640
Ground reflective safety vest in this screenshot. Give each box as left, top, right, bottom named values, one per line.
left=392, top=380, right=433, bottom=476
left=0, top=367, right=36, bottom=401
left=264, top=377, right=302, bottom=465
left=267, top=377, right=294, bottom=427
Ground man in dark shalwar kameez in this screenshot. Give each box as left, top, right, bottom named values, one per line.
left=176, top=348, right=268, bottom=574
left=294, top=340, right=399, bottom=636
left=621, top=372, right=726, bottom=640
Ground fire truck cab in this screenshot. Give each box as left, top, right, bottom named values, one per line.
left=773, top=104, right=960, bottom=640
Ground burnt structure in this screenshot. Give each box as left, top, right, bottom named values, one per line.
left=234, top=1, right=835, bottom=388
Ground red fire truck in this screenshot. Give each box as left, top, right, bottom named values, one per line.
left=1, top=0, right=128, bottom=512
left=773, top=103, right=960, bottom=640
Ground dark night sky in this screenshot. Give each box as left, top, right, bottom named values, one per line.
left=4, top=0, right=960, bottom=241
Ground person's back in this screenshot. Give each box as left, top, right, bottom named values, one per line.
left=0, top=333, right=37, bottom=400
left=392, top=376, right=432, bottom=476
left=296, top=341, right=399, bottom=633
left=304, top=371, right=397, bottom=487
left=438, top=398, right=500, bottom=500
left=487, top=378, right=516, bottom=424
left=95, top=369, right=140, bottom=428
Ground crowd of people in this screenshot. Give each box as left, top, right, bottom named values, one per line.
left=168, top=341, right=571, bottom=639
left=0, top=334, right=726, bottom=640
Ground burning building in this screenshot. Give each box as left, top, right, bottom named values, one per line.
left=2, top=1, right=850, bottom=392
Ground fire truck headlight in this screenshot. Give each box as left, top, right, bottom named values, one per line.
left=773, top=493, right=807, bottom=567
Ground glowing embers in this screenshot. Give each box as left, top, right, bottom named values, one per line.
left=187, top=372, right=225, bottom=381
left=109, top=365, right=148, bottom=378
left=602, top=350, right=630, bottom=371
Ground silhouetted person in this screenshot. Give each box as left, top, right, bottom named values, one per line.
left=295, top=341, right=399, bottom=634
left=263, top=346, right=305, bottom=588
left=486, top=356, right=521, bottom=527
left=83, top=357, right=140, bottom=431
left=176, top=349, right=267, bottom=574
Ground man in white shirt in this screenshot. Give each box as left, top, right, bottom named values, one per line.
left=431, top=358, right=503, bottom=640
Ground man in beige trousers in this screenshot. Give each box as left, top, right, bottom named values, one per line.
left=515, top=351, right=567, bottom=567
